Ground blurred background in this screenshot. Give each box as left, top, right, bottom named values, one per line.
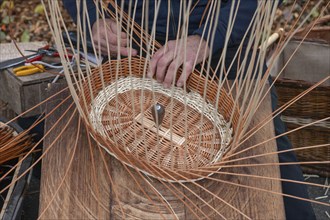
left=0, top=0, right=75, bottom=43
left=0, top=0, right=329, bottom=44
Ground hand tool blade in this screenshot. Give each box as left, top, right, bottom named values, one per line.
left=0, top=54, right=37, bottom=70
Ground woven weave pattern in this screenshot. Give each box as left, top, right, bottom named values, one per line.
left=89, top=77, right=232, bottom=171
left=79, top=57, right=239, bottom=181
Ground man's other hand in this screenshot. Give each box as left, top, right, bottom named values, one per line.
left=92, top=18, right=137, bottom=56
left=148, top=35, right=210, bottom=88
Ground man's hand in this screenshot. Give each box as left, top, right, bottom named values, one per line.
left=92, top=18, right=137, bottom=56
left=148, top=35, right=210, bottom=88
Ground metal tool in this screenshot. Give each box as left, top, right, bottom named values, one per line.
left=13, top=64, right=45, bottom=76
left=0, top=45, right=73, bottom=70
left=151, top=103, right=165, bottom=127
left=26, top=47, right=73, bottom=60
left=0, top=54, right=39, bottom=70
left=0, top=45, right=50, bottom=70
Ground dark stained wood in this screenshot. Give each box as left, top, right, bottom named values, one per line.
left=0, top=99, right=16, bottom=120
left=39, top=83, right=285, bottom=219
left=0, top=68, right=63, bottom=117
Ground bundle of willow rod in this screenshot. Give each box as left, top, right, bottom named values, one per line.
left=0, top=124, right=34, bottom=165
left=1, top=0, right=329, bottom=219
left=49, top=0, right=267, bottom=181
left=42, top=0, right=330, bottom=181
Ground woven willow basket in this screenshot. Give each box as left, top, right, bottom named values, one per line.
left=276, top=80, right=330, bottom=176
left=271, top=16, right=330, bottom=176
left=78, top=57, right=240, bottom=182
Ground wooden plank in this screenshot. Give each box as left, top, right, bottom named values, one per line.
left=0, top=42, right=47, bottom=63
left=39, top=83, right=285, bottom=219
left=6, top=69, right=57, bottom=86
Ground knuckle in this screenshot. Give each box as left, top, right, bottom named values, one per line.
left=109, top=45, right=117, bottom=52
left=156, top=69, right=165, bottom=80
left=152, top=50, right=163, bottom=59
left=153, top=51, right=160, bottom=58
left=109, top=37, right=117, bottom=44
left=168, top=63, right=177, bottom=73
left=164, top=75, right=173, bottom=85
left=158, top=57, right=168, bottom=67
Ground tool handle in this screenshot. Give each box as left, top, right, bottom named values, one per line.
left=259, top=28, right=284, bottom=50
left=15, top=69, right=38, bottom=76
left=26, top=55, right=43, bottom=63
left=14, top=64, right=45, bottom=76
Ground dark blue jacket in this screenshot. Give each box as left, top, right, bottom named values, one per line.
left=63, top=0, right=259, bottom=55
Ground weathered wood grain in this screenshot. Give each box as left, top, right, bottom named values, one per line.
left=0, top=67, right=62, bottom=117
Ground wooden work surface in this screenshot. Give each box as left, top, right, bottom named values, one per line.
left=39, top=83, right=285, bottom=219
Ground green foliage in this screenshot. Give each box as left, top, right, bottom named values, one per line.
left=311, top=8, right=320, bottom=18
left=0, top=31, right=6, bottom=41
left=34, top=4, right=45, bottom=15
left=1, top=15, right=14, bottom=25
left=20, top=30, right=30, bottom=42
left=0, top=0, right=14, bottom=10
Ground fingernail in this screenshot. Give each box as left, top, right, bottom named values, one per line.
left=177, top=82, right=183, bottom=87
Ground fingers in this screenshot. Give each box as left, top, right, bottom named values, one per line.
left=148, top=46, right=183, bottom=88
left=109, top=20, right=128, bottom=48
left=109, top=19, right=126, bottom=38
left=92, top=18, right=134, bottom=56
left=148, top=47, right=165, bottom=78
left=148, top=43, right=193, bottom=89
left=119, top=47, right=138, bottom=57
left=162, top=58, right=183, bottom=88
left=177, top=61, right=194, bottom=87
left=95, top=41, right=137, bottom=57
left=155, top=51, right=176, bottom=83
left=93, top=28, right=127, bottom=48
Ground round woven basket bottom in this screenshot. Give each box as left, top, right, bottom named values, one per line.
left=89, top=77, right=233, bottom=172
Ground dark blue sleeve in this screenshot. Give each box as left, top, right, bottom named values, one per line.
left=62, top=0, right=98, bottom=26
left=193, top=0, right=258, bottom=54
